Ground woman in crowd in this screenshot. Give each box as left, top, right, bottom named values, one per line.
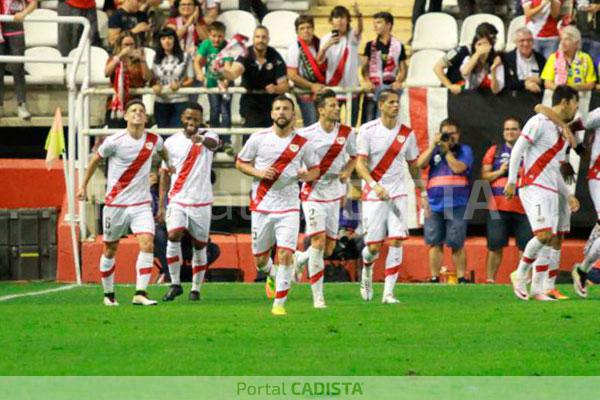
left=460, top=31, right=504, bottom=94
left=151, top=27, right=194, bottom=128
left=166, top=0, right=207, bottom=56
left=104, top=30, right=152, bottom=128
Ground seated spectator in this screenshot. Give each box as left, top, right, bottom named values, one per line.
left=576, top=0, right=600, bottom=62
left=481, top=117, right=532, bottom=283
left=541, top=25, right=597, bottom=92
left=57, top=0, right=100, bottom=57
left=460, top=31, right=504, bottom=94
left=503, top=27, right=546, bottom=93
left=361, top=11, right=406, bottom=122
left=166, top=0, right=208, bottom=55
left=194, top=21, right=233, bottom=152
left=317, top=4, right=363, bottom=126
left=108, top=0, right=151, bottom=47
left=221, top=25, right=288, bottom=129
left=287, top=14, right=325, bottom=127
left=433, top=22, right=498, bottom=95
left=522, top=0, right=561, bottom=59
left=416, top=119, right=473, bottom=284
left=0, top=0, right=37, bottom=120
left=151, top=28, right=194, bottom=128
left=104, top=31, right=152, bottom=127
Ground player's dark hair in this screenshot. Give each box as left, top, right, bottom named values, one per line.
left=125, top=99, right=145, bottom=111
left=373, top=11, right=393, bottom=27
left=272, top=95, right=295, bottom=111
left=183, top=102, right=204, bottom=114
left=552, top=85, right=579, bottom=106
left=315, top=89, right=337, bottom=110
left=377, top=89, right=399, bottom=105
left=440, top=118, right=461, bottom=133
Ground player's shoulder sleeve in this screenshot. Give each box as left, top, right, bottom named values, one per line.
left=154, top=133, right=164, bottom=152
left=301, top=140, right=319, bottom=169
left=404, top=130, right=420, bottom=162
left=237, top=132, right=259, bottom=163
left=540, top=53, right=556, bottom=81
left=482, top=145, right=497, bottom=165
left=97, top=134, right=117, bottom=158
left=346, top=127, right=357, bottom=157
left=586, top=107, right=600, bottom=130
left=205, top=130, right=219, bottom=142
left=356, top=124, right=370, bottom=157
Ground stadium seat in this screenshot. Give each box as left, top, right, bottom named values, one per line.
left=217, top=10, right=257, bottom=41
left=459, top=14, right=505, bottom=51
left=442, top=0, right=459, bottom=12
left=262, top=11, right=299, bottom=48
left=95, top=0, right=105, bottom=9
left=66, top=46, right=110, bottom=85
left=405, top=49, right=445, bottom=87
left=23, top=47, right=64, bottom=85
left=40, top=0, right=58, bottom=10
left=505, top=15, right=526, bottom=52
left=97, top=10, right=109, bottom=47
left=24, top=9, right=59, bottom=48
left=412, top=12, right=458, bottom=51
left=220, top=0, right=239, bottom=10
left=266, top=0, right=311, bottom=11
left=143, top=47, right=156, bottom=69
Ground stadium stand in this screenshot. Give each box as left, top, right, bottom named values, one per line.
left=24, top=47, right=65, bottom=85
left=405, top=50, right=445, bottom=87
left=67, top=47, right=110, bottom=85
left=505, top=15, right=526, bottom=52
left=459, top=13, right=505, bottom=51
left=217, top=10, right=257, bottom=41
left=24, top=9, right=59, bottom=48
left=411, top=12, right=457, bottom=51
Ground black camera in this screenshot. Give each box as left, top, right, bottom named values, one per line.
left=440, top=133, right=450, bottom=142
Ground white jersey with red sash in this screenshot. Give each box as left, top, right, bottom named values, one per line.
left=98, top=130, right=164, bottom=206
left=357, top=119, right=419, bottom=201
left=320, top=29, right=361, bottom=93
left=519, top=113, right=567, bottom=192
left=237, top=128, right=318, bottom=213
left=161, top=130, right=219, bottom=206
left=299, top=122, right=356, bottom=202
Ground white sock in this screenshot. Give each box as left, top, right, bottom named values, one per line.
left=259, top=258, right=276, bottom=278
left=99, top=255, right=115, bottom=294
left=384, top=246, right=402, bottom=297
left=308, top=247, right=325, bottom=302
left=191, top=247, right=208, bottom=292
left=582, top=238, right=600, bottom=272
left=295, top=247, right=310, bottom=270
left=516, top=237, right=545, bottom=279
left=166, top=240, right=182, bottom=285
left=362, top=246, right=379, bottom=266
left=273, top=264, right=293, bottom=307
left=544, top=249, right=561, bottom=292
left=530, top=246, right=551, bottom=295
left=135, top=251, right=154, bottom=292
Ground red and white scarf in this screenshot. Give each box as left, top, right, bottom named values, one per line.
left=175, top=16, right=197, bottom=53
left=367, top=37, right=402, bottom=86
left=109, top=60, right=130, bottom=119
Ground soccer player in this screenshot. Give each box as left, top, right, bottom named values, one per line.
left=158, top=103, right=219, bottom=302
left=294, top=89, right=357, bottom=308
left=572, top=106, right=600, bottom=298
left=355, top=89, right=426, bottom=303
left=235, top=95, right=319, bottom=316
left=505, top=85, right=579, bottom=301
left=77, top=99, right=172, bottom=306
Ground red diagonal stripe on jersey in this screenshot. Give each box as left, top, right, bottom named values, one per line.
left=169, top=142, right=203, bottom=200
left=105, top=133, right=158, bottom=205
left=301, top=124, right=351, bottom=201
left=309, top=269, right=324, bottom=284
left=100, top=265, right=116, bottom=278
left=371, top=125, right=412, bottom=182
left=520, top=134, right=565, bottom=187
left=250, top=134, right=308, bottom=211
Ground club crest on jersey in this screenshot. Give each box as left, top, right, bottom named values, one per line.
left=397, top=135, right=406, bottom=143
left=336, top=137, right=346, bottom=145
left=289, top=144, right=299, bottom=152
left=145, top=142, right=154, bottom=150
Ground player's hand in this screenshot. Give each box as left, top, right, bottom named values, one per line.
left=561, top=125, right=578, bottom=149
left=297, top=168, right=312, bottom=182
left=259, top=167, right=278, bottom=181
left=504, top=183, right=516, bottom=200
left=339, top=169, right=352, bottom=183
left=373, top=183, right=389, bottom=200
left=76, top=186, right=87, bottom=201
left=560, top=161, right=576, bottom=184
left=448, top=84, right=462, bottom=95
left=155, top=207, right=165, bottom=224
left=568, top=194, right=580, bottom=212
left=191, top=131, right=206, bottom=144
left=152, top=84, right=162, bottom=94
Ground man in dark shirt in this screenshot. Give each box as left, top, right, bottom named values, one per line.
left=107, top=0, right=150, bottom=46
left=503, top=27, right=545, bottom=93
left=222, top=25, right=289, bottom=129
left=433, top=22, right=497, bottom=94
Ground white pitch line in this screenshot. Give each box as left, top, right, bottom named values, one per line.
left=0, top=284, right=79, bottom=302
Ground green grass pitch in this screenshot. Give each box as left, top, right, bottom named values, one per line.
left=1, top=282, right=600, bottom=376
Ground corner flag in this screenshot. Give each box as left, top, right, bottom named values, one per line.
left=45, top=108, right=65, bottom=170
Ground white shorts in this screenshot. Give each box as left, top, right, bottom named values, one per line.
left=520, top=185, right=559, bottom=234
left=362, top=196, right=409, bottom=245
left=102, top=204, right=154, bottom=243
left=251, top=211, right=300, bottom=256
left=166, top=203, right=211, bottom=244
left=302, top=200, right=340, bottom=240
left=558, top=192, right=571, bottom=234
left=589, top=180, right=600, bottom=220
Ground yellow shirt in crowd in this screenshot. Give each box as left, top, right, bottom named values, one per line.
left=541, top=51, right=597, bottom=86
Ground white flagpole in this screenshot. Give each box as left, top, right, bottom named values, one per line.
left=61, top=150, right=82, bottom=285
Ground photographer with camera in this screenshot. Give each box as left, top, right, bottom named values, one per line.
left=481, top=117, right=532, bottom=283
left=416, top=119, right=473, bottom=283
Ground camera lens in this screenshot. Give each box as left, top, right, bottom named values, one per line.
left=441, top=133, right=450, bottom=142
